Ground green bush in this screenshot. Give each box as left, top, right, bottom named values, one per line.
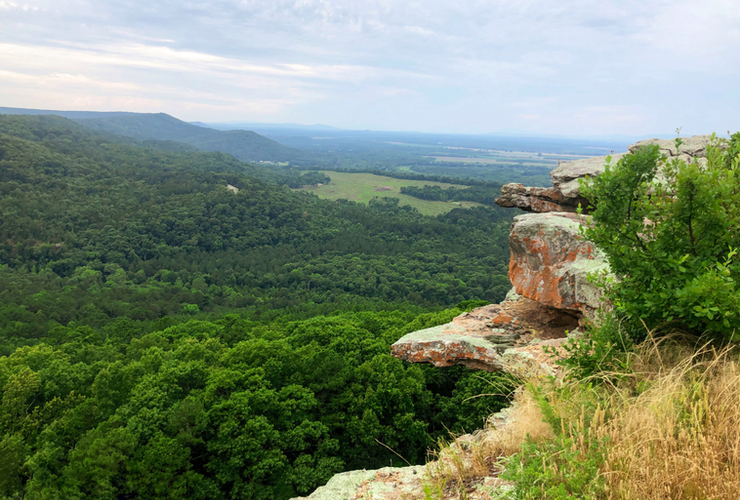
left=553, top=312, right=633, bottom=381
left=580, top=133, right=740, bottom=341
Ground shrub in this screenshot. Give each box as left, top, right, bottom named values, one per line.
left=580, top=133, right=740, bottom=341
left=553, top=311, right=633, bottom=381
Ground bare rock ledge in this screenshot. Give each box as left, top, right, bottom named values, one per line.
left=391, top=296, right=575, bottom=378
left=496, top=135, right=716, bottom=213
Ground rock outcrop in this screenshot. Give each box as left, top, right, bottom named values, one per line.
left=496, top=183, right=585, bottom=213
left=294, top=135, right=717, bottom=500
left=497, top=135, right=715, bottom=213
left=391, top=295, right=575, bottom=378
left=390, top=210, right=607, bottom=375
left=508, top=212, right=607, bottom=320
left=496, top=153, right=626, bottom=213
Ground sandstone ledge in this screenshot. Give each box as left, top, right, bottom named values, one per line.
left=391, top=298, right=575, bottom=378
left=495, top=183, right=586, bottom=213
left=496, top=135, right=716, bottom=214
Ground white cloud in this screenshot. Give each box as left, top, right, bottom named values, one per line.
left=0, top=0, right=739, bottom=134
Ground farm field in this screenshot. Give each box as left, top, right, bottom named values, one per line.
left=296, top=171, right=483, bottom=216
left=427, top=155, right=552, bottom=166
left=425, top=150, right=592, bottom=167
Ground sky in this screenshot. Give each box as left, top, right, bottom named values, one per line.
left=1, top=0, right=740, bottom=136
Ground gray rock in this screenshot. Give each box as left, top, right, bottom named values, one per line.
left=629, top=135, right=713, bottom=157
left=391, top=299, right=578, bottom=376
left=292, top=469, right=377, bottom=500
left=504, top=287, right=521, bottom=302
left=291, top=466, right=426, bottom=500
left=496, top=183, right=585, bottom=213
left=549, top=153, right=626, bottom=199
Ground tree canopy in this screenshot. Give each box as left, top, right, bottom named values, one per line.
left=0, top=114, right=518, bottom=499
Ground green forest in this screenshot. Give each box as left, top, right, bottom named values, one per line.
left=400, top=184, right=502, bottom=206
left=0, top=114, right=518, bottom=499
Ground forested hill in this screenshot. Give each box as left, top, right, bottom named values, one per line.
left=0, top=107, right=307, bottom=163
left=0, top=113, right=517, bottom=499
left=0, top=113, right=514, bottom=353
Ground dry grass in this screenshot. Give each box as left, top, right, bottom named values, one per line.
left=599, top=340, right=740, bottom=499
left=532, top=337, right=740, bottom=500
left=422, top=336, right=740, bottom=500
left=482, top=391, right=556, bottom=458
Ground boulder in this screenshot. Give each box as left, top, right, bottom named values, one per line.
left=508, top=212, right=609, bottom=319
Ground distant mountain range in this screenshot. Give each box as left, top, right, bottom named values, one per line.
left=0, top=107, right=307, bottom=163
left=199, top=121, right=340, bottom=132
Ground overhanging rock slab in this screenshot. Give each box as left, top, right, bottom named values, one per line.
left=391, top=298, right=576, bottom=378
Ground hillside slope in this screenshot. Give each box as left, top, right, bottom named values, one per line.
left=0, top=113, right=518, bottom=500
left=0, top=107, right=307, bottom=163
left=0, top=113, right=515, bottom=351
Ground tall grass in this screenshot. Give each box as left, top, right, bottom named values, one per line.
left=424, top=336, right=740, bottom=499
left=601, top=340, right=740, bottom=499
left=502, top=337, right=740, bottom=499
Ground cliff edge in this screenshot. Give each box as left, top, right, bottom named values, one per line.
left=293, top=135, right=715, bottom=500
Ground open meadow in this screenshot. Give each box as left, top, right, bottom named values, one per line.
left=296, top=171, right=483, bottom=216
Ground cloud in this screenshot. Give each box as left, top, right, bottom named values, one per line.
left=1, top=0, right=739, bottom=134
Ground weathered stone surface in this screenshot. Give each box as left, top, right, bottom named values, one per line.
left=508, top=212, right=609, bottom=318
left=628, top=135, right=713, bottom=157
left=495, top=183, right=586, bottom=213
left=391, top=298, right=575, bottom=377
left=549, top=152, right=626, bottom=200
left=291, top=466, right=425, bottom=500
left=497, top=153, right=626, bottom=213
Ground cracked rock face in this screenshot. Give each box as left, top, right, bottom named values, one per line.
left=508, top=212, right=609, bottom=319
left=495, top=184, right=586, bottom=213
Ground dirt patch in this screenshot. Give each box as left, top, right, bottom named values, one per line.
left=374, top=186, right=393, bottom=191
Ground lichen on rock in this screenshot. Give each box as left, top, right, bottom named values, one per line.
left=508, top=212, right=609, bottom=320
left=391, top=295, right=576, bottom=378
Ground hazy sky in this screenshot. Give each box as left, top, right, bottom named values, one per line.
left=2, top=0, right=739, bottom=135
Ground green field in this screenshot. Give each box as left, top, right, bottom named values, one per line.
left=296, top=171, right=483, bottom=216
